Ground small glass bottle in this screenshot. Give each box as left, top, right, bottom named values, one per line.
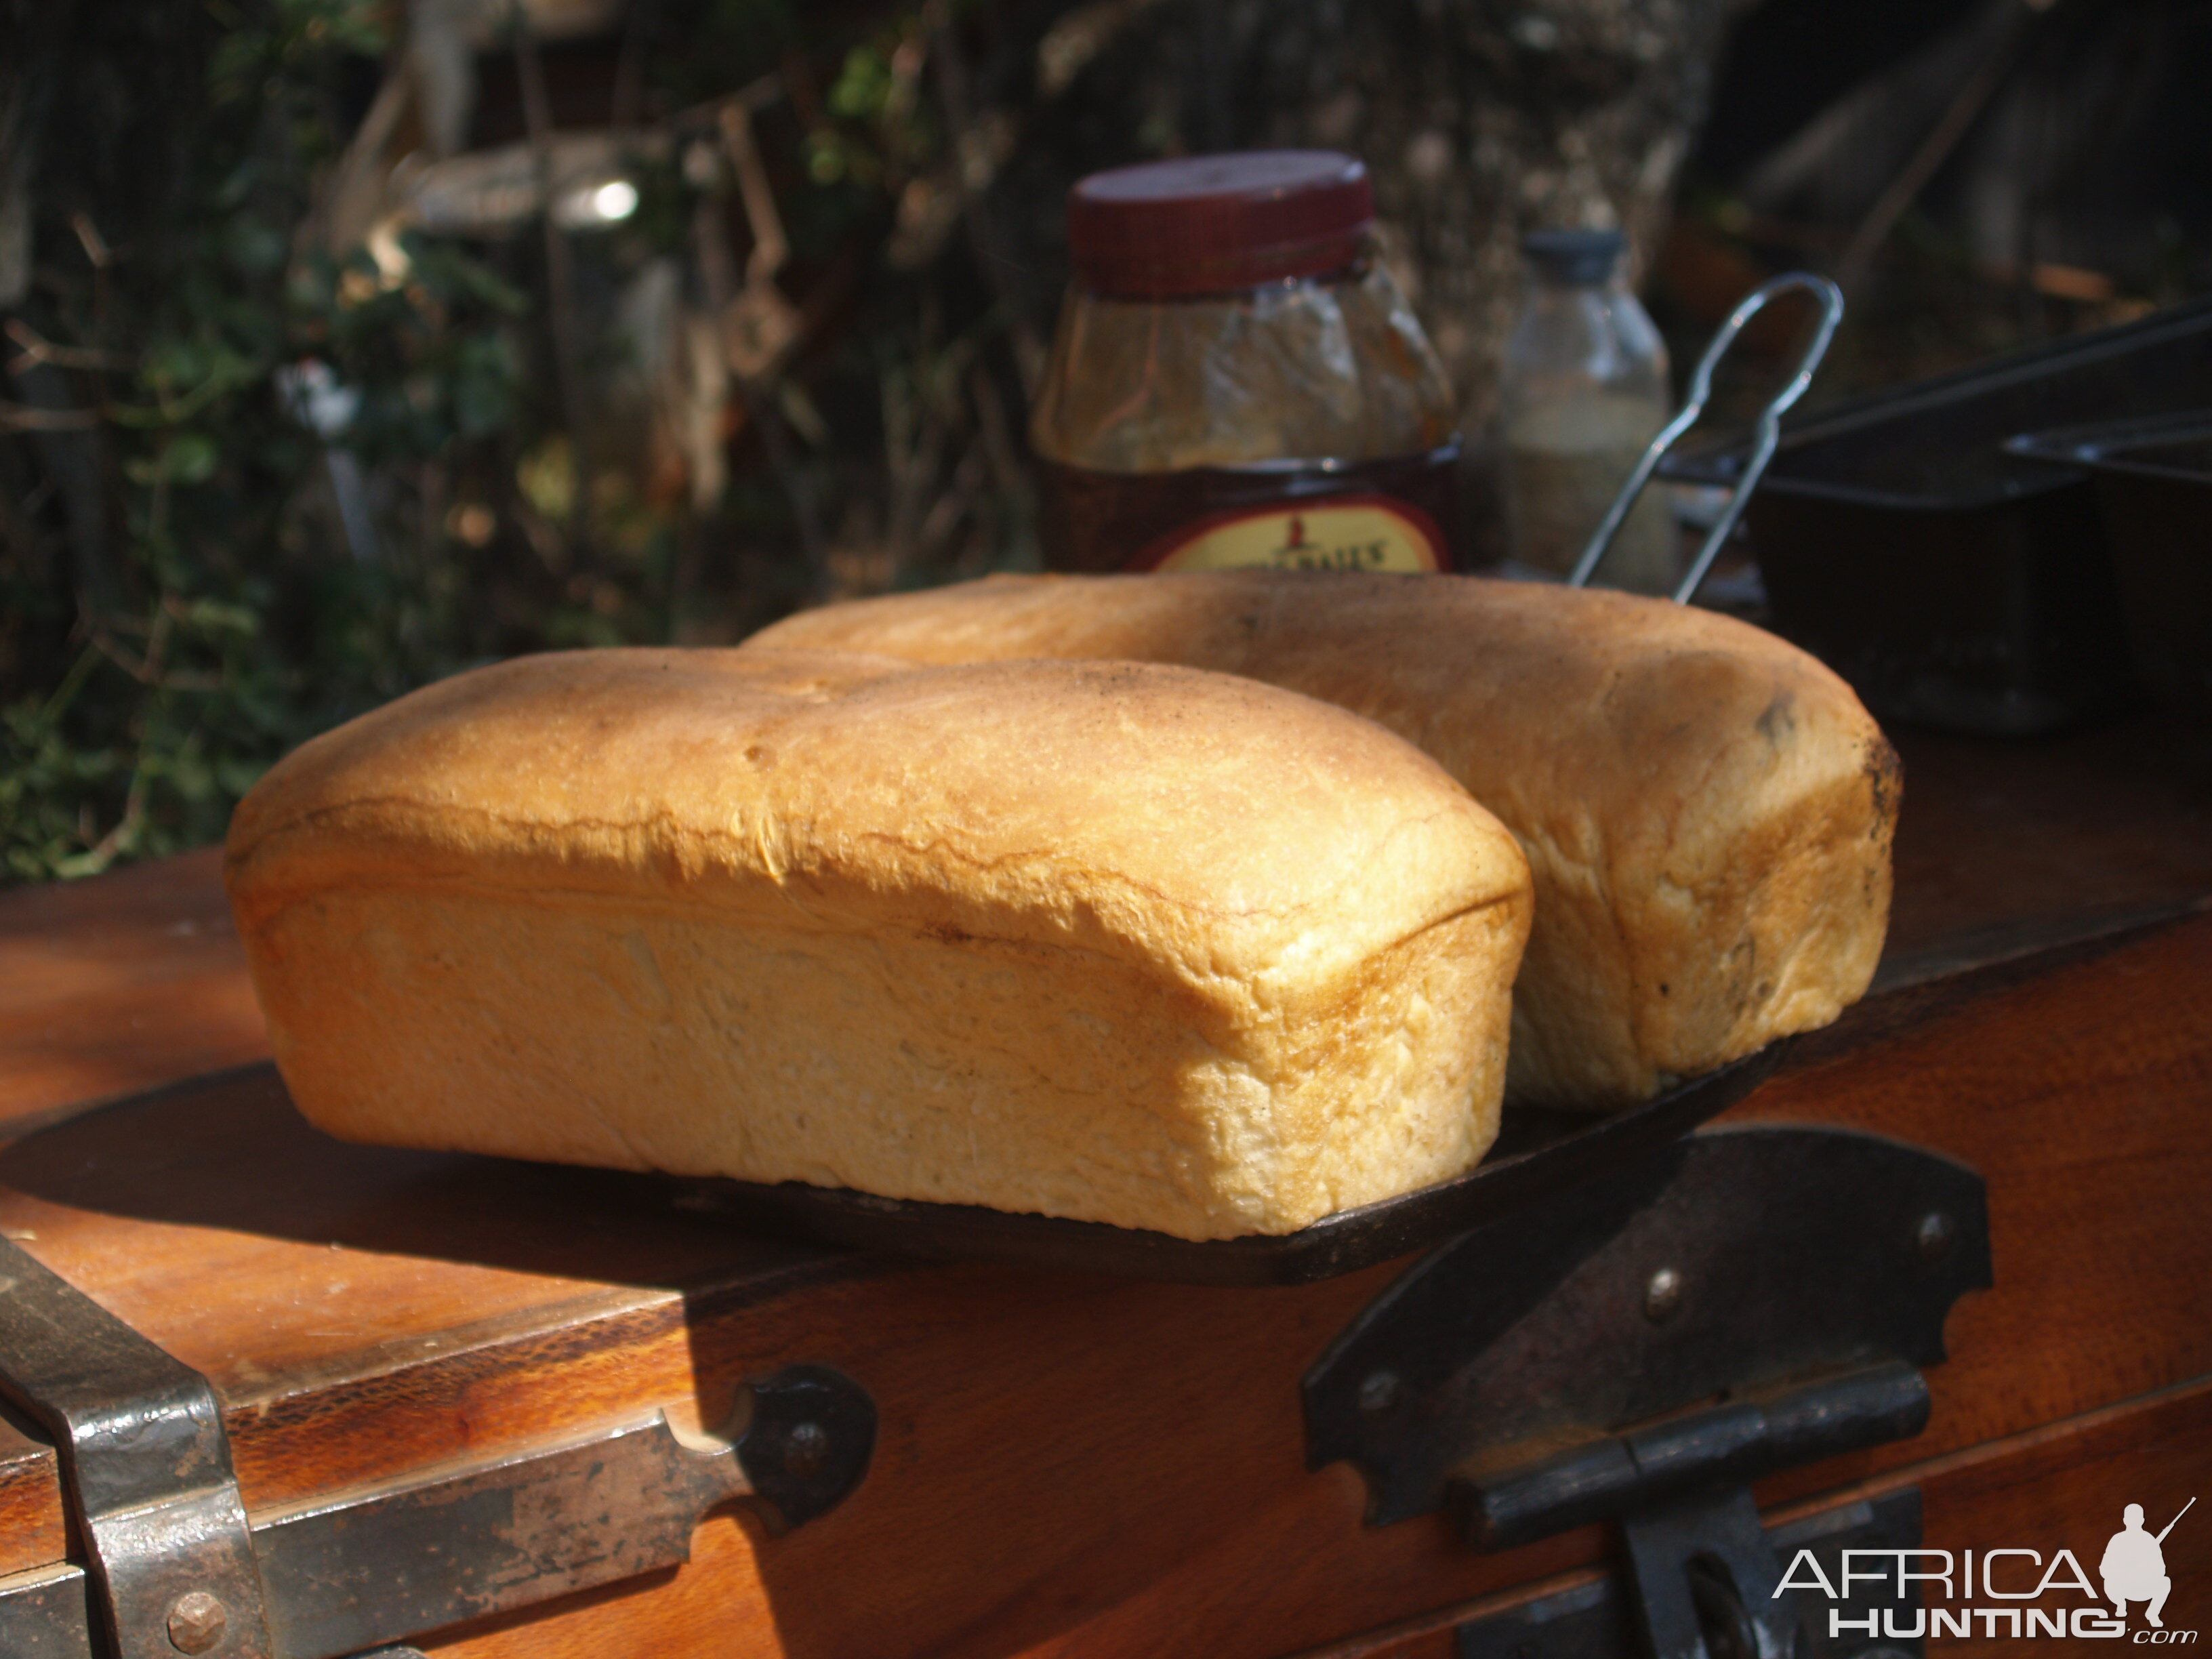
left=1031, top=151, right=1462, bottom=573
left=1499, top=228, right=1677, bottom=594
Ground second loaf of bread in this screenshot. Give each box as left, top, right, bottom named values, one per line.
left=745, top=572, right=1900, bottom=1106
left=224, top=647, right=1534, bottom=1240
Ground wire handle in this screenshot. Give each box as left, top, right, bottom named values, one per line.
left=1567, top=272, right=1845, bottom=604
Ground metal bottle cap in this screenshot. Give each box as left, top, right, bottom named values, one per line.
left=1522, top=227, right=1627, bottom=285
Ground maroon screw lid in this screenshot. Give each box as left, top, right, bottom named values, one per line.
left=1067, top=150, right=1375, bottom=299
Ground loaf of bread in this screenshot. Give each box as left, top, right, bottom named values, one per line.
left=746, top=572, right=1899, bottom=1106
left=225, top=647, right=1533, bottom=1240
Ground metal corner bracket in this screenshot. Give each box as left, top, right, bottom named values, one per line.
left=1303, top=1124, right=1992, bottom=1659
left=0, top=1237, right=876, bottom=1659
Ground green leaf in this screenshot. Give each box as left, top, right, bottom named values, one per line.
left=166, top=752, right=218, bottom=803
left=450, top=332, right=519, bottom=437
left=171, top=597, right=260, bottom=636
left=163, top=432, right=222, bottom=485
left=830, top=45, right=893, bottom=121
left=224, top=218, right=289, bottom=276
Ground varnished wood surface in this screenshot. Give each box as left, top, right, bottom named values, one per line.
left=1740, top=911, right=2212, bottom=1502
left=0, top=845, right=264, bottom=1139
left=1883, top=714, right=2212, bottom=973
left=0, top=713, right=2207, bottom=1656
left=0, top=909, right=2206, bottom=1656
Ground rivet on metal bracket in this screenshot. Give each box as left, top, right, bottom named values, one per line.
left=1643, top=1267, right=1685, bottom=1325
left=0, top=1237, right=274, bottom=1659
left=166, top=1590, right=231, bottom=1655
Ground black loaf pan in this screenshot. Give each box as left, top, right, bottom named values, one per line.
left=671, top=1043, right=1789, bottom=1288
left=2008, top=411, right=2212, bottom=722
left=1660, top=296, right=2212, bottom=735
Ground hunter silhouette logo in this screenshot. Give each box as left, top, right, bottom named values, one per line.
left=1776, top=1496, right=2197, bottom=1641
left=2106, top=1499, right=2192, bottom=1629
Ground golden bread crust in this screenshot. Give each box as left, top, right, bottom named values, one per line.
left=227, top=647, right=1532, bottom=1237
left=746, top=572, right=1898, bottom=1104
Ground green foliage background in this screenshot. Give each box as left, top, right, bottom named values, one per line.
left=20, top=2, right=2156, bottom=893
left=0, top=0, right=1029, bottom=885
left=2, top=1, right=529, bottom=880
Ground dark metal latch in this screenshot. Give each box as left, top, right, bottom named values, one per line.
left=1304, top=1125, right=1992, bottom=1659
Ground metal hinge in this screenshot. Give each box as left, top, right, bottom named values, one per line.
left=0, top=1237, right=875, bottom=1659
left=1303, top=1125, right=1991, bottom=1659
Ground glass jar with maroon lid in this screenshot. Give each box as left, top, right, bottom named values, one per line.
left=1030, top=150, right=1462, bottom=573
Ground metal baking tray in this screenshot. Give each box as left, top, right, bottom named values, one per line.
left=2008, top=410, right=2212, bottom=721
left=671, top=1043, right=1789, bottom=1288
left=1660, top=296, right=2212, bottom=735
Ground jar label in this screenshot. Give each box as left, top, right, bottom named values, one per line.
left=1139, top=495, right=1446, bottom=573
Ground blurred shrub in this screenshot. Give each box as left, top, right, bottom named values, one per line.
left=1, top=0, right=1048, bottom=886
left=1, top=0, right=544, bottom=882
